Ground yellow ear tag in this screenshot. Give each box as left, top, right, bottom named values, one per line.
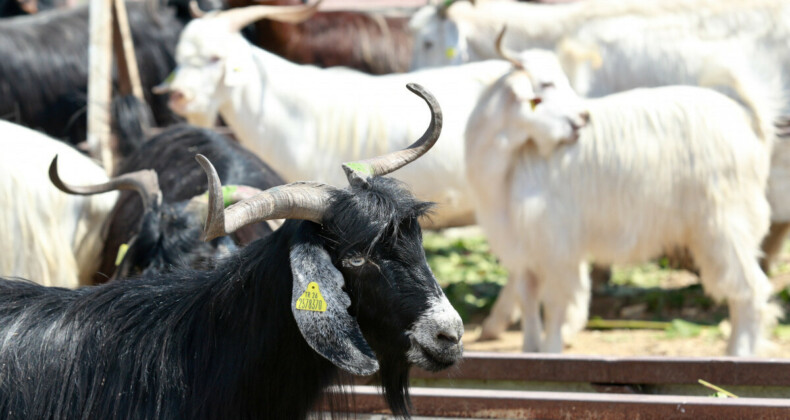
left=233, top=67, right=241, bottom=72
left=445, top=47, right=457, bottom=59
left=115, top=243, right=129, bottom=266
left=295, top=282, right=327, bottom=312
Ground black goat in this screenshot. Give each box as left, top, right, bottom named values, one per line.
left=51, top=124, right=284, bottom=282
left=0, top=2, right=183, bottom=144
left=0, top=84, right=463, bottom=419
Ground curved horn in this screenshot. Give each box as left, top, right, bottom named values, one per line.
left=189, top=0, right=205, bottom=18
left=49, top=156, right=162, bottom=209
left=342, top=83, right=442, bottom=186
left=496, top=26, right=525, bottom=70
left=196, top=155, right=336, bottom=241
left=183, top=184, right=266, bottom=221
left=218, top=0, right=321, bottom=33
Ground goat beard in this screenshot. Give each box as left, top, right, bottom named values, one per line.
left=378, top=356, right=412, bottom=418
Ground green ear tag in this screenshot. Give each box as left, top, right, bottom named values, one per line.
left=295, top=282, right=327, bottom=312
left=344, top=162, right=373, bottom=176
left=221, top=185, right=238, bottom=208
left=115, top=243, right=129, bottom=266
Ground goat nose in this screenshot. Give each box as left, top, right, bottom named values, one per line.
left=580, top=110, right=590, bottom=124
left=170, top=90, right=195, bottom=103
left=570, top=114, right=588, bottom=131
left=437, top=327, right=462, bottom=345
left=170, top=90, right=185, bottom=102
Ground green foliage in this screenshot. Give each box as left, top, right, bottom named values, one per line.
left=665, top=319, right=703, bottom=338
left=775, top=325, right=790, bottom=340
left=611, top=262, right=668, bottom=288
left=423, top=232, right=508, bottom=322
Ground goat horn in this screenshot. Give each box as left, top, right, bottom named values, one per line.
left=49, top=155, right=162, bottom=209
left=218, top=0, right=321, bottom=33
left=495, top=26, right=525, bottom=71
left=184, top=184, right=265, bottom=224
left=342, top=83, right=442, bottom=186
left=189, top=0, right=205, bottom=18
left=196, top=155, right=336, bottom=241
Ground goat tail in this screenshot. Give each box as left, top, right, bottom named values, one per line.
left=698, top=51, right=784, bottom=143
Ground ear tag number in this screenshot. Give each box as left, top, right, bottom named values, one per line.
left=296, top=282, right=327, bottom=312
left=115, top=243, right=129, bottom=266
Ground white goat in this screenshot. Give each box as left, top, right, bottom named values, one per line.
left=410, top=0, right=790, bottom=232
left=155, top=3, right=516, bottom=228
left=555, top=10, right=790, bottom=270
left=466, top=47, right=780, bottom=356
left=0, top=121, right=118, bottom=287
left=408, top=0, right=784, bottom=70
left=416, top=0, right=790, bottom=339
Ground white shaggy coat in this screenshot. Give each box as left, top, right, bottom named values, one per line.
left=411, top=0, right=790, bottom=229
left=466, top=70, right=779, bottom=355
left=409, top=0, right=785, bottom=71
left=0, top=121, right=117, bottom=287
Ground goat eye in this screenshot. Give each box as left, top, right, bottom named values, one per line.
left=540, top=82, right=555, bottom=89
left=347, top=256, right=366, bottom=267
left=209, top=55, right=221, bottom=64
left=529, top=97, right=542, bottom=110
left=423, top=40, right=434, bottom=50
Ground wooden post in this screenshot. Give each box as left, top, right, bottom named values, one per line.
left=87, top=0, right=114, bottom=174
left=89, top=0, right=144, bottom=174
left=111, top=0, right=144, bottom=100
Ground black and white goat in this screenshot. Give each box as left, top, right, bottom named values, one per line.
left=51, top=124, right=284, bottom=282
left=0, top=84, right=463, bottom=419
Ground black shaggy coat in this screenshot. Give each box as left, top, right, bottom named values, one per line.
left=0, top=3, right=183, bottom=144
left=0, top=177, right=434, bottom=419
left=96, top=124, right=284, bottom=282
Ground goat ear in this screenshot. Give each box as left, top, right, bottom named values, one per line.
left=289, top=239, right=379, bottom=376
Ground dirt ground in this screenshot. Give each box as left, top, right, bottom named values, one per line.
left=462, top=327, right=790, bottom=358
left=461, top=271, right=790, bottom=358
